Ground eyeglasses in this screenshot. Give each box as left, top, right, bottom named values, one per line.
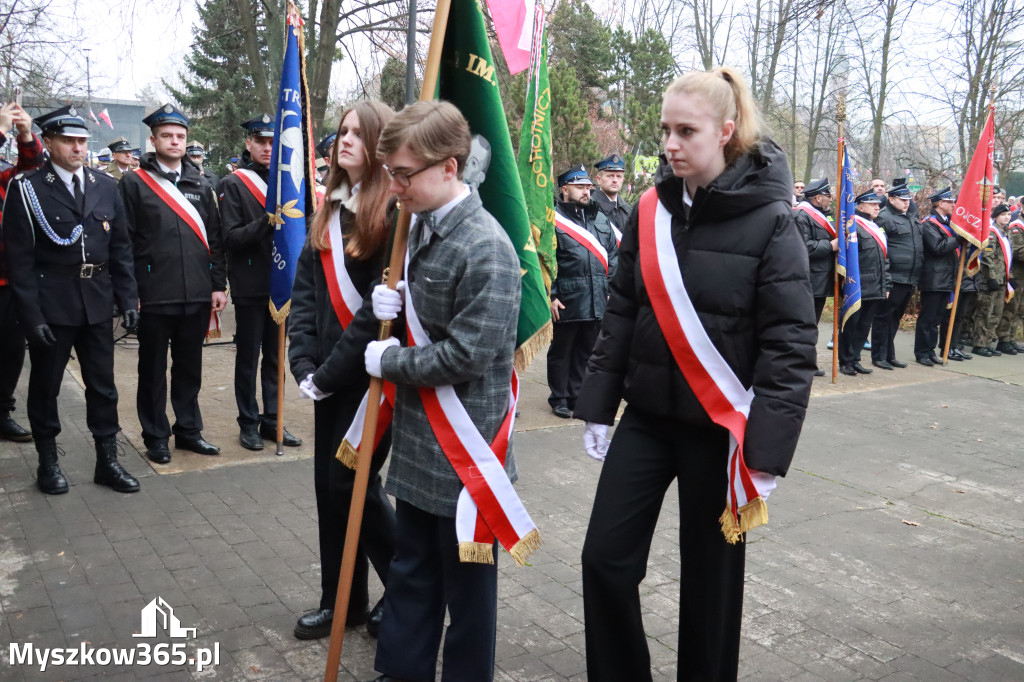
left=383, top=160, right=444, bottom=188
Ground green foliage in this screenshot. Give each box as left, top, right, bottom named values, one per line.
left=379, top=57, right=418, bottom=112
left=550, top=65, right=598, bottom=174
left=614, top=28, right=675, bottom=157
left=167, top=0, right=272, bottom=174
left=548, top=0, right=613, bottom=100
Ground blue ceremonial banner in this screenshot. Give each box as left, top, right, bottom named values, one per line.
left=835, top=146, right=861, bottom=331
left=267, top=4, right=315, bottom=322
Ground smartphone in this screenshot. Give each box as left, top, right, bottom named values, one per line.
left=14, top=86, right=22, bottom=106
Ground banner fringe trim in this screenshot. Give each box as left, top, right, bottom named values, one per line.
left=514, top=320, right=552, bottom=373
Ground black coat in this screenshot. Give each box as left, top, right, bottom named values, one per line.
left=853, top=212, right=890, bottom=301
left=919, top=214, right=960, bottom=292
left=2, top=161, right=138, bottom=328
left=119, top=153, right=226, bottom=308
left=219, top=154, right=273, bottom=305
left=795, top=202, right=835, bottom=297
left=574, top=143, right=817, bottom=476
left=876, top=205, right=923, bottom=285
left=288, top=206, right=387, bottom=399
left=551, top=198, right=618, bottom=321
left=590, top=189, right=632, bottom=232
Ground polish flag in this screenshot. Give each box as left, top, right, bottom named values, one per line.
left=88, top=108, right=101, bottom=126
left=98, top=108, right=114, bottom=129
left=486, top=0, right=537, bottom=75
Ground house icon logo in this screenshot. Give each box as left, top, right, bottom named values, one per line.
left=133, top=597, right=197, bottom=639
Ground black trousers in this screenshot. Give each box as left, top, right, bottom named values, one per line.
left=0, top=287, right=26, bottom=414
left=27, top=321, right=120, bottom=439
left=914, top=291, right=950, bottom=359
left=136, top=308, right=209, bottom=443
left=312, top=393, right=395, bottom=611
left=547, top=319, right=600, bottom=409
left=233, top=304, right=280, bottom=427
left=813, top=296, right=828, bottom=323
left=942, top=291, right=977, bottom=349
left=839, top=299, right=882, bottom=366
left=375, top=500, right=499, bottom=682
left=871, top=282, right=915, bottom=363
left=582, top=407, right=746, bottom=682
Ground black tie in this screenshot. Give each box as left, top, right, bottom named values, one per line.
left=166, top=171, right=179, bottom=186
left=72, top=174, right=84, bottom=214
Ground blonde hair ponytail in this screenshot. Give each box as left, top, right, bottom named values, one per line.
left=664, top=66, right=763, bottom=165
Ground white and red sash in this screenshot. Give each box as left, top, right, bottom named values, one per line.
left=233, top=168, right=268, bottom=206
left=794, top=201, right=837, bottom=238
left=638, top=188, right=771, bottom=543
left=855, top=215, right=887, bottom=257
left=611, top=224, right=622, bottom=246
left=206, top=310, right=221, bottom=340
left=554, top=211, right=608, bottom=273
left=991, top=225, right=1015, bottom=302
left=314, top=184, right=327, bottom=211
left=402, top=250, right=541, bottom=565
left=135, top=169, right=209, bottom=252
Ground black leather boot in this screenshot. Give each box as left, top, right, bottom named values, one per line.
left=0, top=412, right=33, bottom=442
left=94, top=436, right=140, bottom=493
left=239, top=423, right=264, bottom=450
left=36, top=437, right=68, bottom=495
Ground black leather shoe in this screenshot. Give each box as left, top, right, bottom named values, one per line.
left=814, top=368, right=826, bottom=377
left=146, top=440, right=171, bottom=464
left=175, top=434, right=220, bottom=455
left=366, top=597, right=384, bottom=638
left=552, top=405, right=572, bottom=419
left=839, top=365, right=857, bottom=376
left=294, top=608, right=333, bottom=640
left=930, top=353, right=943, bottom=364
left=0, top=413, right=33, bottom=442
left=94, top=437, right=140, bottom=493
left=852, top=362, right=873, bottom=374
left=239, top=424, right=264, bottom=451
left=36, top=437, right=68, bottom=495
left=956, top=349, right=973, bottom=360
left=996, top=341, right=1018, bottom=355
left=1014, top=342, right=1024, bottom=352
left=259, top=422, right=302, bottom=446
left=946, top=350, right=963, bottom=361
left=973, top=346, right=995, bottom=357
left=916, top=356, right=935, bottom=367
left=992, top=348, right=1003, bottom=356
left=889, top=359, right=908, bottom=368
left=872, top=360, right=894, bottom=370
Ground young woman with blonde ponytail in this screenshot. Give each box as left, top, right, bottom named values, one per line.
left=574, top=67, right=817, bottom=680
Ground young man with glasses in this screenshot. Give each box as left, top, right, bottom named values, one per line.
left=364, top=100, right=523, bottom=682
left=795, top=178, right=837, bottom=376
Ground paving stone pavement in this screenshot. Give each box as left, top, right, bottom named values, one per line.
left=0, top=325, right=1022, bottom=681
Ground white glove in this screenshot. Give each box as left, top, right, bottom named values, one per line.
left=365, top=338, right=400, bottom=378
left=583, top=422, right=610, bottom=461
left=299, top=373, right=333, bottom=401
left=749, top=470, right=777, bottom=500
left=372, top=281, right=406, bottom=321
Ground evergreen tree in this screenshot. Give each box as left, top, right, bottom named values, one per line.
left=167, top=0, right=272, bottom=174
left=617, top=29, right=676, bottom=157
left=550, top=64, right=598, bottom=174
left=548, top=0, right=612, bottom=103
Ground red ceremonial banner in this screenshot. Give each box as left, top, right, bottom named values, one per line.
left=951, top=106, right=994, bottom=254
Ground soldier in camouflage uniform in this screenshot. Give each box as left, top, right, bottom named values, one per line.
left=996, top=212, right=1024, bottom=353
left=972, top=204, right=1012, bottom=357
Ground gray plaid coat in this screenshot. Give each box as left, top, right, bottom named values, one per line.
left=380, top=189, right=521, bottom=517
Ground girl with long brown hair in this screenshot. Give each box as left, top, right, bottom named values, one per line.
left=287, top=99, right=397, bottom=640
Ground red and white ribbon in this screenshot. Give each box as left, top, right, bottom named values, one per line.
left=554, top=211, right=608, bottom=273
left=135, top=169, right=208, bottom=252
left=795, top=201, right=837, bottom=238
left=206, top=309, right=221, bottom=340
left=639, top=188, right=772, bottom=543
left=992, top=224, right=1015, bottom=302
left=855, top=215, right=887, bottom=257
left=403, top=249, right=540, bottom=565
left=233, top=168, right=268, bottom=206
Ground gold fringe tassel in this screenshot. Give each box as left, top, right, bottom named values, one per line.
left=458, top=542, right=495, bottom=564
left=205, top=329, right=221, bottom=340
left=508, top=528, right=543, bottom=567
left=513, top=321, right=553, bottom=373
left=718, top=497, right=770, bottom=545
left=269, top=299, right=291, bottom=325
left=334, top=439, right=358, bottom=469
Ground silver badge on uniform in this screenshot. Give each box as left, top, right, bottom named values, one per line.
left=103, top=221, right=110, bottom=232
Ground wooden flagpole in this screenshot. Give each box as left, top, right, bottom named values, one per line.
left=832, top=95, right=846, bottom=384
left=275, top=322, right=286, bottom=455
left=322, top=1, right=453, bottom=678
left=941, top=249, right=967, bottom=364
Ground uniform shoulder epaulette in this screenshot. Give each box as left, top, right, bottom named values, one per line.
left=86, top=168, right=116, bottom=183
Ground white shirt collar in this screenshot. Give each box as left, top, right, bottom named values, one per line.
left=156, top=158, right=182, bottom=175
left=418, top=185, right=471, bottom=239
left=682, top=182, right=693, bottom=207
left=52, top=164, right=84, bottom=195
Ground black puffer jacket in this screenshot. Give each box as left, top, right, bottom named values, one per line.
left=876, top=205, right=923, bottom=285
left=795, top=202, right=835, bottom=296
left=551, top=198, right=618, bottom=321
left=219, top=152, right=273, bottom=304
left=574, top=143, right=817, bottom=476
left=853, top=212, right=890, bottom=300
left=919, top=214, right=960, bottom=292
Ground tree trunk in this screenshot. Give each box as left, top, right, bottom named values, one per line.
left=235, top=0, right=273, bottom=114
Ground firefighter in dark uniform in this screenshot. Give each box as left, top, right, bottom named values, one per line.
left=219, top=114, right=301, bottom=450
left=119, top=103, right=226, bottom=463
left=839, top=191, right=890, bottom=375
left=105, top=137, right=134, bottom=180
left=186, top=142, right=220, bottom=190
left=590, top=154, right=631, bottom=234
left=2, top=105, right=141, bottom=494
left=916, top=188, right=962, bottom=365
left=794, top=178, right=836, bottom=376
left=871, top=182, right=922, bottom=368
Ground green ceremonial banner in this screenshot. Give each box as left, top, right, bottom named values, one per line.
left=516, top=24, right=557, bottom=294
left=438, top=0, right=552, bottom=368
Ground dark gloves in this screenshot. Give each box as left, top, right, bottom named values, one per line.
left=121, top=309, right=139, bottom=332
left=28, top=324, right=56, bottom=347
left=988, top=279, right=1001, bottom=291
